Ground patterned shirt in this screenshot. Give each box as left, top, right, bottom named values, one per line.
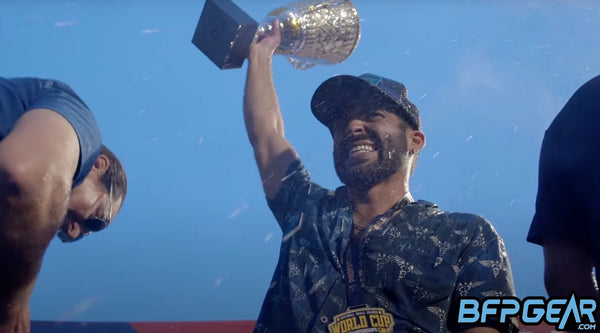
left=254, top=158, right=517, bottom=333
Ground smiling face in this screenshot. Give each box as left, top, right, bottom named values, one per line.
left=57, top=154, right=124, bottom=242
left=331, top=105, right=413, bottom=192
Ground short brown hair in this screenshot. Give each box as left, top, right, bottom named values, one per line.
left=100, top=145, right=127, bottom=206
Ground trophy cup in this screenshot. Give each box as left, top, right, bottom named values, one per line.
left=192, top=0, right=361, bottom=70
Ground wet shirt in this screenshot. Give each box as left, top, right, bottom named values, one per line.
left=254, top=158, right=516, bottom=333
left=0, top=77, right=102, bottom=186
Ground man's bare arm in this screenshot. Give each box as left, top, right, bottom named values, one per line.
left=544, top=239, right=598, bottom=297
left=243, top=21, right=298, bottom=200
left=0, top=108, right=79, bottom=316
left=544, top=240, right=599, bottom=333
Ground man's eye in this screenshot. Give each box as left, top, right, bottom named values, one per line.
left=366, top=112, right=383, bottom=120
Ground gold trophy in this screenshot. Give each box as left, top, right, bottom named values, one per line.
left=192, top=0, right=361, bottom=70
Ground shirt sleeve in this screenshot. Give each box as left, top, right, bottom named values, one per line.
left=448, top=217, right=519, bottom=333
left=29, top=80, right=102, bottom=187
left=526, top=128, right=590, bottom=251
left=266, top=157, right=327, bottom=234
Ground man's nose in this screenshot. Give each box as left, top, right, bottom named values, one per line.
left=347, top=118, right=366, bottom=135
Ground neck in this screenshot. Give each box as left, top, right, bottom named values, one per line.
left=348, top=171, right=410, bottom=225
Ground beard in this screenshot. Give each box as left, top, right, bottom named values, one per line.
left=333, top=130, right=409, bottom=192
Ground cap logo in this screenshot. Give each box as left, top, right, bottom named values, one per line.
left=362, top=74, right=384, bottom=87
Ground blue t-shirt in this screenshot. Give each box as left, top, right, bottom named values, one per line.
left=0, top=77, right=102, bottom=186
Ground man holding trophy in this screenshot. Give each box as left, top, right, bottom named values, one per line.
left=191, top=0, right=517, bottom=331
left=241, top=19, right=518, bottom=333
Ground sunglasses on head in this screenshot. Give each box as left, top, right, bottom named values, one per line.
left=57, top=182, right=113, bottom=243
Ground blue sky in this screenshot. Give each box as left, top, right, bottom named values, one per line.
left=2, top=0, right=600, bottom=323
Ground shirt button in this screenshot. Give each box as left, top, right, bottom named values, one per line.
left=320, top=316, right=328, bottom=324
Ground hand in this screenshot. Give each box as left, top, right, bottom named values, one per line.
left=249, top=19, right=282, bottom=61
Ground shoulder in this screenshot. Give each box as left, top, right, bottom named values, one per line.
left=267, top=158, right=335, bottom=210
left=409, top=200, right=499, bottom=237
left=4, top=77, right=87, bottom=106
left=2, top=77, right=74, bottom=95
left=29, top=78, right=100, bottom=185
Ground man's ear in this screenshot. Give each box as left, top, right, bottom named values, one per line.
left=67, top=221, right=82, bottom=239
left=408, top=130, right=426, bottom=153
left=93, top=154, right=110, bottom=174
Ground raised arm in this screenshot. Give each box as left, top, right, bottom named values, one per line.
left=0, top=108, right=79, bottom=325
left=243, top=20, right=298, bottom=199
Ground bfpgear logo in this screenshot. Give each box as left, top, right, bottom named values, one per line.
left=457, top=293, right=597, bottom=331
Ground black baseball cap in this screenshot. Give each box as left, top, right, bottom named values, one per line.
left=310, top=73, right=421, bottom=130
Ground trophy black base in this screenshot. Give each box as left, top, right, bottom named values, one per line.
left=192, top=0, right=258, bottom=69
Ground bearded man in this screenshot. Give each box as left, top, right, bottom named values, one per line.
left=242, top=22, right=517, bottom=333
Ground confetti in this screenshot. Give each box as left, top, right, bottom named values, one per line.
left=140, top=29, right=160, bottom=34
left=265, top=233, right=273, bottom=243
left=54, top=20, right=77, bottom=27
left=282, top=213, right=304, bottom=242
left=60, top=296, right=99, bottom=321
left=141, top=137, right=160, bottom=146
left=229, top=201, right=249, bottom=219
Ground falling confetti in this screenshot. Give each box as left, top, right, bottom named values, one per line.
left=412, top=184, right=423, bottom=193
left=229, top=201, right=249, bottom=219
left=261, top=173, right=274, bottom=184
left=60, top=296, right=99, bottom=321
left=282, top=212, right=304, bottom=242
left=140, top=28, right=160, bottom=34
left=419, top=94, right=427, bottom=100
left=198, top=136, right=204, bottom=147
left=265, top=233, right=273, bottom=243
left=308, top=275, right=328, bottom=295
left=229, top=209, right=242, bottom=219
left=281, top=170, right=298, bottom=182
left=512, top=125, right=519, bottom=132
left=214, top=276, right=225, bottom=287
left=141, top=137, right=160, bottom=146
left=465, top=135, right=473, bottom=142
left=432, top=151, right=440, bottom=158
left=53, top=20, right=77, bottom=27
